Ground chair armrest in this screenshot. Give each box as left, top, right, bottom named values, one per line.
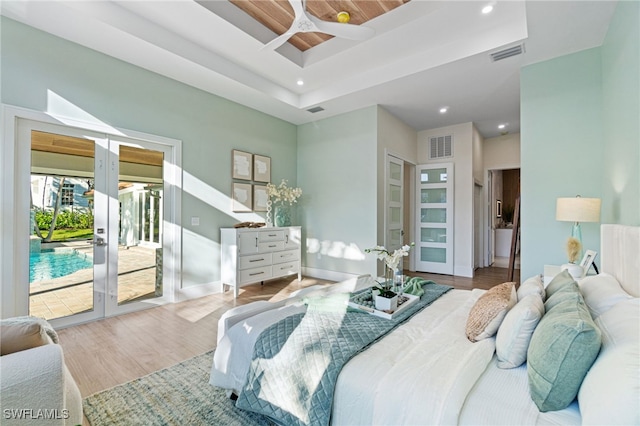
left=0, top=345, right=82, bottom=426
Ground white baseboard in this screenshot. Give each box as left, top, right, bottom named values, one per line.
left=454, top=266, right=474, bottom=278
left=301, top=267, right=359, bottom=283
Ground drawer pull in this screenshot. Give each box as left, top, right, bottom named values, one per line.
left=249, top=272, right=265, bottom=276
left=268, top=234, right=277, bottom=237
left=281, top=265, right=294, bottom=270
left=249, top=258, right=265, bottom=262
left=268, top=245, right=277, bottom=248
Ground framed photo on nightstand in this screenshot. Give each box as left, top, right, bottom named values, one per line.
left=580, top=250, right=598, bottom=274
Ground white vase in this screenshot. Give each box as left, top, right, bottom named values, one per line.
left=375, top=294, right=398, bottom=311
left=561, top=263, right=584, bottom=280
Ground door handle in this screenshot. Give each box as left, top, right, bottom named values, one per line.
left=89, top=237, right=107, bottom=246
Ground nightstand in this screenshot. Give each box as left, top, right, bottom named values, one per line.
left=543, top=265, right=562, bottom=286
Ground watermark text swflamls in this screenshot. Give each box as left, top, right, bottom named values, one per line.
left=3, top=408, right=70, bottom=420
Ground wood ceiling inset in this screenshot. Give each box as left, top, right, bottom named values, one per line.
left=230, top=0, right=410, bottom=51
left=31, top=131, right=163, bottom=167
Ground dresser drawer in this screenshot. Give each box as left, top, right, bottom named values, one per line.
left=258, top=241, right=285, bottom=252
left=258, top=230, right=285, bottom=242
left=273, top=261, right=300, bottom=277
left=239, top=266, right=272, bottom=284
left=273, top=250, right=300, bottom=263
left=239, top=253, right=272, bottom=270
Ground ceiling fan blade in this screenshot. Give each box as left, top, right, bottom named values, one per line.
left=310, top=16, right=375, bottom=40
left=262, top=31, right=296, bottom=50
left=289, top=0, right=306, bottom=19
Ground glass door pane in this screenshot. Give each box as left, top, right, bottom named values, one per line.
left=115, top=144, right=165, bottom=306
left=416, top=163, right=454, bottom=274
left=28, top=129, right=102, bottom=322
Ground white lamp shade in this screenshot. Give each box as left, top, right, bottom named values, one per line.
left=556, top=197, right=601, bottom=223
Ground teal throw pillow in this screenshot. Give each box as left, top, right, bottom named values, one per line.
left=527, top=295, right=602, bottom=412
left=545, top=269, right=577, bottom=298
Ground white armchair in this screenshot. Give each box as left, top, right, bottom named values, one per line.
left=0, top=318, right=82, bottom=426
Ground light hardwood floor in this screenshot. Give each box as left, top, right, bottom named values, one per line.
left=58, top=267, right=519, bottom=399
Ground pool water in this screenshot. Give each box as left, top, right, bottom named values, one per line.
left=30, top=249, right=93, bottom=283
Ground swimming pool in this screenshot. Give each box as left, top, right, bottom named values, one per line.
left=30, top=249, right=93, bottom=283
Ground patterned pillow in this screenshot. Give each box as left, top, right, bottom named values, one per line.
left=466, top=282, right=517, bottom=342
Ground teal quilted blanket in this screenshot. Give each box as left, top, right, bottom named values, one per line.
left=235, top=282, right=452, bottom=426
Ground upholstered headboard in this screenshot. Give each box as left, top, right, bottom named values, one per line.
left=600, top=224, right=640, bottom=297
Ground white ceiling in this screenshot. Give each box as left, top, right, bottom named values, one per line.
left=1, top=0, right=617, bottom=138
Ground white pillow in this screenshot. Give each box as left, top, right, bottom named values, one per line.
left=578, top=273, right=632, bottom=318
left=517, top=275, right=546, bottom=301
left=495, top=294, right=545, bottom=369
left=578, top=298, right=640, bottom=425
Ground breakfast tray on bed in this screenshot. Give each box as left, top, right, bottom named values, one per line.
left=347, top=287, right=419, bottom=319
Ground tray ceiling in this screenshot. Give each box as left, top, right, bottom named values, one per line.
left=229, top=0, right=408, bottom=51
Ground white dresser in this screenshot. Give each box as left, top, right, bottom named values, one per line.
left=220, top=226, right=301, bottom=297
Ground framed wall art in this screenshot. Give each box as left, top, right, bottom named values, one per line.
left=232, top=150, right=252, bottom=180
left=232, top=183, right=252, bottom=212
left=253, top=185, right=269, bottom=212
left=253, top=154, right=271, bottom=183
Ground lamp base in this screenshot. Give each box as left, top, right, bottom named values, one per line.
left=571, top=222, right=583, bottom=260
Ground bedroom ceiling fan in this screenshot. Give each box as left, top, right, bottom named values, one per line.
left=263, top=0, right=375, bottom=50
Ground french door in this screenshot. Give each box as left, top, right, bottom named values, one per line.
left=19, top=118, right=175, bottom=327
left=416, top=163, right=454, bottom=274
left=385, top=155, right=405, bottom=254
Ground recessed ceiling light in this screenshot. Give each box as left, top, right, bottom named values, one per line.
left=498, top=124, right=506, bottom=129
left=482, top=4, right=494, bottom=14
left=297, top=79, right=304, bottom=86
left=439, top=107, right=448, bottom=114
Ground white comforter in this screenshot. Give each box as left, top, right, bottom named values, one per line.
left=332, top=289, right=494, bottom=425
left=210, top=285, right=581, bottom=425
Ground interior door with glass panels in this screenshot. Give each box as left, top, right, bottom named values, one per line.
left=416, top=163, right=454, bottom=274
left=386, top=155, right=404, bottom=256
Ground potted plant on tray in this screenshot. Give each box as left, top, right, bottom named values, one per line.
left=365, top=243, right=414, bottom=311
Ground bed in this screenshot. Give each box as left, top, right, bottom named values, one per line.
left=210, top=224, right=639, bottom=425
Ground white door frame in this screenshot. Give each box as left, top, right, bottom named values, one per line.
left=384, top=150, right=416, bottom=272
left=1, top=105, right=182, bottom=324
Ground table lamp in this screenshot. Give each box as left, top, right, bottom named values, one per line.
left=556, top=196, right=601, bottom=276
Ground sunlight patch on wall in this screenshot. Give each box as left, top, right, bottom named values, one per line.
left=306, top=238, right=366, bottom=261
left=183, top=171, right=263, bottom=222
left=46, top=90, right=123, bottom=135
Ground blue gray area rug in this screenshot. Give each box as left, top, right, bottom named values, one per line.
left=83, top=351, right=271, bottom=425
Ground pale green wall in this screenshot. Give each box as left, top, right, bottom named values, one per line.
left=521, top=0, right=639, bottom=279
left=297, top=107, right=378, bottom=278
left=1, top=17, right=298, bottom=290
left=601, top=0, right=640, bottom=226
left=521, top=48, right=604, bottom=279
